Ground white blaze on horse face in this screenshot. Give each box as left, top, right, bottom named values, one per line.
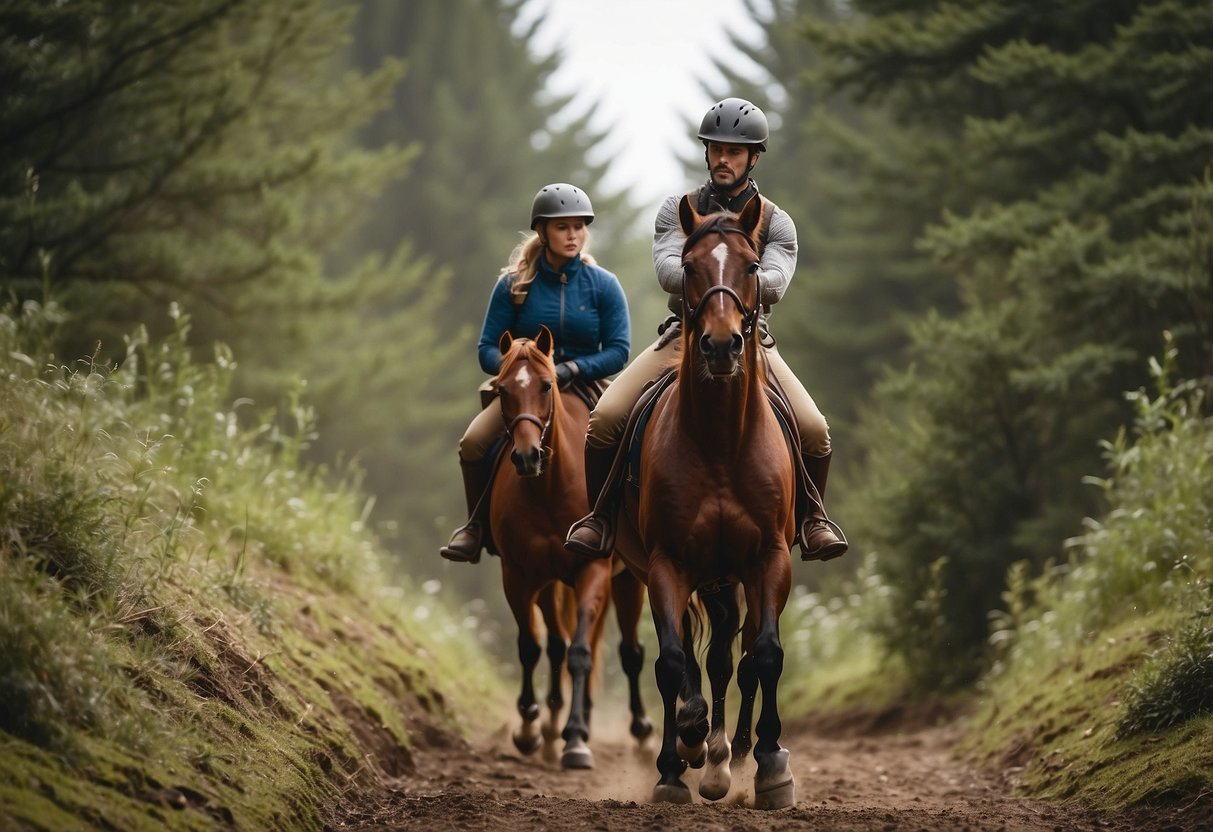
left=516, top=365, right=532, bottom=390
left=711, top=241, right=728, bottom=285
left=710, top=241, right=730, bottom=317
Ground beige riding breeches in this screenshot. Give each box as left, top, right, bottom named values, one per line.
left=585, top=334, right=831, bottom=457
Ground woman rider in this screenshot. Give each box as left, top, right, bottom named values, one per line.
left=440, top=183, right=631, bottom=563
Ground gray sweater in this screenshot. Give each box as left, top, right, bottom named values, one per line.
left=651, top=190, right=798, bottom=315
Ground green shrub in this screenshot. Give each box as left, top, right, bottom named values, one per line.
left=1117, top=612, right=1213, bottom=738
left=994, top=341, right=1213, bottom=672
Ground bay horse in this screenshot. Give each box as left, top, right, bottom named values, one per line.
left=489, top=326, right=652, bottom=769
left=612, top=195, right=797, bottom=808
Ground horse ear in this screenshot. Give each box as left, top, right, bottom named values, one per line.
left=738, top=194, right=762, bottom=239
left=535, top=325, right=554, bottom=357
left=678, top=194, right=701, bottom=235
left=499, top=330, right=514, bottom=354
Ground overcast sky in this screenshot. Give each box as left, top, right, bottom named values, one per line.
left=517, top=0, right=768, bottom=211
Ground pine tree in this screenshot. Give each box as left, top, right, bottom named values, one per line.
left=0, top=1, right=462, bottom=554
left=705, top=0, right=962, bottom=441
left=807, top=0, right=1213, bottom=685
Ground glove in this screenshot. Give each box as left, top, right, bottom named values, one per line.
left=555, top=361, right=578, bottom=389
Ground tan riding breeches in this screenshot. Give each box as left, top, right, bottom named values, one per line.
left=458, top=400, right=505, bottom=462
left=585, top=334, right=832, bottom=457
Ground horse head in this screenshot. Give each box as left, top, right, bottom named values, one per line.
left=495, top=325, right=557, bottom=477
left=678, top=195, right=763, bottom=378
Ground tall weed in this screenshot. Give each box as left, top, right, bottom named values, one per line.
left=993, top=339, right=1212, bottom=671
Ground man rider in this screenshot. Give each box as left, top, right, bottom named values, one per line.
left=565, top=96, right=848, bottom=562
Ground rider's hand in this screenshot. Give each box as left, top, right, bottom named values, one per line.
left=555, top=361, right=578, bottom=389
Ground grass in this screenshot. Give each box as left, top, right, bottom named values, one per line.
left=0, top=301, right=508, bottom=830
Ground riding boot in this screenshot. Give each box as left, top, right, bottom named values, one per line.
left=440, top=458, right=492, bottom=563
left=799, top=451, right=849, bottom=562
left=565, top=441, right=621, bottom=559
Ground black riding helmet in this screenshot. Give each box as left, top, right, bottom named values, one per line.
left=530, top=183, right=595, bottom=230
left=698, top=97, right=769, bottom=152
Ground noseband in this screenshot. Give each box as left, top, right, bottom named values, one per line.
left=680, top=226, right=762, bottom=339
left=500, top=367, right=555, bottom=459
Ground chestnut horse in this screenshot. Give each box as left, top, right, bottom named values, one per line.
left=489, top=326, right=652, bottom=769
left=613, top=196, right=797, bottom=808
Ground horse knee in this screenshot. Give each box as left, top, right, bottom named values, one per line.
left=752, top=635, right=784, bottom=678
left=567, top=643, right=592, bottom=677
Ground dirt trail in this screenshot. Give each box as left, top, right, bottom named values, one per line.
left=329, top=705, right=1193, bottom=832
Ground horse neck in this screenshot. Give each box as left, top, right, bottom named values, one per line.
left=677, top=334, right=766, bottom=446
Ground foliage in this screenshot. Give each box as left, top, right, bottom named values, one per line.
left=991, top=343, right=1213, bottom=669
left=0, top=300, right=507, bottom=829
left=962, top=351, right=1212, bottom=807
left=706, top=0, right=959, bottom=444
left=337, top=0, right=648, bottom=581
left=962, top=609, right=1213, bottom=811
left=800, top=0, right=1213, bottom=684
left=1118, top=611, right=1213, bottom=738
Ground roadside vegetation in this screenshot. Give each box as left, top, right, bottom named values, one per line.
left=0, top=302, right=507, bottom=830
left=782, top=339, right=1213, bottom=810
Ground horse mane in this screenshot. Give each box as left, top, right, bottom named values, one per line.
left=497, top=336, right=554, bottom=378
left=681, top=212, right=739, bottom=255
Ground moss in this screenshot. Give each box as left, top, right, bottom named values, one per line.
left=961, top=609, right=1213, bottom=810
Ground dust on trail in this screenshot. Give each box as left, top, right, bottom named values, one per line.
left=329, top=703, right=1195, bottom=832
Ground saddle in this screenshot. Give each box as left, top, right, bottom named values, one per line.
left=616, top=321, right=819, bottom=523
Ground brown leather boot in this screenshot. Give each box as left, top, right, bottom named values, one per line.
left=565, top=440, right=621, bottom=559
left=799, top=451, right=848, bottom=561
left=440, top=458, right=492, bottom=563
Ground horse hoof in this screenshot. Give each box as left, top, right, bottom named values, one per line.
left=631, top=716, right=654, bottom=741
left=512, top=732, right=542, bottom=755
left=699, top=770, right=730, bottom=802
left=561, top=742, right=594, bottom=770
left=651, top=782, right=692, bottom=804
left=754, top=747, right=795, bottom=810
left=753, top=776, right=796, bottom=810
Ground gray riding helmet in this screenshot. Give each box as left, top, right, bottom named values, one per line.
left=697, top=97, right=769, bottom=151
left=530, top=183, right=595, bottom=230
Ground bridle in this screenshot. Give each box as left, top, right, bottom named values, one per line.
left=499, top=361, right=555, bottom=461
left=680, top=225, right=762, bottom=339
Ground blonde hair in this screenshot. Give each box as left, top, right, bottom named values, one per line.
left=501, top=225, right=595, bottom=305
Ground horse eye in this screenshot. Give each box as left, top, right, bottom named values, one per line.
left=541, top=380, right=553, bottom=394
left=747, top=262, right=760, bottom=274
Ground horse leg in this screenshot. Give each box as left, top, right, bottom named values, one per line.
left=648, top=560, right=694, bottom=804
left=698, top=584, right=740, bottom=801
left=731, top=650, right=757, bottom=764
left=612, top=566, right=653, bottom=745
left=747, top=557, right=796, bottom=810
left=537, top=584, right=568, bottom=763
left=675, top=608, right=708, bottom=769
left=561, top=561, right=611, bottom=769
left=505, top=579, right=544, bottom=756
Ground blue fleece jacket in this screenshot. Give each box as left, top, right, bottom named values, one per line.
left=477, top=253, right=630, bottom=381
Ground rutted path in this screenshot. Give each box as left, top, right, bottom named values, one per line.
left=330, top=708, right=1184, bottom=832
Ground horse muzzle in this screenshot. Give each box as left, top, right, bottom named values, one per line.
left=699, top=331, right=743, bottom=377
left=511, top=445, right=546, bottom=477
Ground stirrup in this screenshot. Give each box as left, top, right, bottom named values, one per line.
left=799, top=518, right=848, bottom=562
left=565, top=514, right=614, bottom=559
